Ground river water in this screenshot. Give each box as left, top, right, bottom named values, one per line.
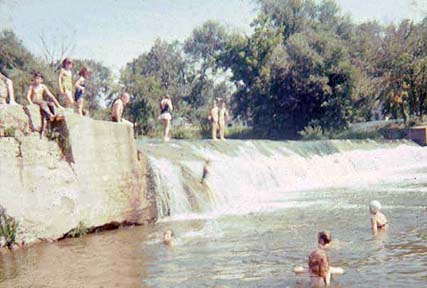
left=0, top=140, right=426, bottom=287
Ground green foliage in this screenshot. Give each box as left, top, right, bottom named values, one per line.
left=0, top=212, right=18, bottom=249
left=298, top=125, right=327, bottom=140
left=67, top=221, right=88, bottom=238
left=3, top=1, right=427, bottom=138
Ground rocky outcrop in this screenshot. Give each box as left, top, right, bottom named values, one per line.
left=0, top=106, right=155, bottom=244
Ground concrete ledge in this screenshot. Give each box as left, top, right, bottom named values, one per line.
left=0, top=115, right=155, bottom=244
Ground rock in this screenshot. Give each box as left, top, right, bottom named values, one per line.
left=0, top=104, right=42, bottom=136
left=0, top=115, right=155, bottom=244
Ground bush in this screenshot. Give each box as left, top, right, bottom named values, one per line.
left=298, top=125, right=327, bottom=140
left=0, top=211, right=18, bottom=249
left=172, top=126, right=201, bottom=139
left=67, top=221, right=88, bottom=238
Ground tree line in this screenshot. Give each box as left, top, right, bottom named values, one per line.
left=2, top=0, right=427, bottom=138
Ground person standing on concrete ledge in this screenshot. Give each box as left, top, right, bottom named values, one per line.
left=0, top=71, right=17, bottom=105
left=158, top=94, right=173, bottom=141
left=111, top=92, right=132, bottom=126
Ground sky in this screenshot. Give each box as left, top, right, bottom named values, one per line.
left=0, top=0, right=426, bottom=70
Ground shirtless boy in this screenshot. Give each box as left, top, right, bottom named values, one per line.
left=111, top=92, right=132, bottom=125
left=26, top=72, right=63, bottom=123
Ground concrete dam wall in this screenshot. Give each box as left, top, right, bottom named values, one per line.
left=0, top=105, right=155, bottom=244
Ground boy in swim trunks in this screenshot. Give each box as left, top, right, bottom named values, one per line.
left=0, top=72, right=17, bottom=105
left=26, top=72, right=63, bottom=134
left=369, top=200, right=388, bottom=234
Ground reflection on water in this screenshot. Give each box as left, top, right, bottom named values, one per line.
left=0, top=184, right=426, bottom=288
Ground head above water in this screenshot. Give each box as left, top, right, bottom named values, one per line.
left=369, top=200, right=382, bottom=214
left=163, top=229, right=174, bottom=245
left=308, top=249, right=330, bottom=280
left=318, top=231, right=332, bottom=246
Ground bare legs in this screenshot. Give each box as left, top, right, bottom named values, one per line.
left=76, top=98, right=83, bottom=116
left=63, top=91, right=74, bottom=109
left=161, top=119, right=171, bottom=141
left=219, top=122, right=226, bottom=140
left=6, top=79, right=16, bottom=104
left=211, top=121, right=218, bottom=141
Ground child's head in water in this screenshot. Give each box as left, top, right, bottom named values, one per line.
left=308, top=249, right=330, bottom=283
left=369, top=200, right=381, bottom=215
left=318, top=231, right=332, bottom=248
left=163, top=229, right=174, bottom=246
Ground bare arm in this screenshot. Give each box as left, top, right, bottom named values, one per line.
left=371, top=216, right=378, bottom=235
left=168, top=99, right=173, bottom=112
left=44, top=86, right=62, bottom=108
left=329, top=267, right=344, bottom=275
left=74, top=77, right=85, bottom=91
left=26, top=86, right=34, bottom=105
left=58, top=70, right=64, bottom=94
left=293, top=266, right=307, bottom=275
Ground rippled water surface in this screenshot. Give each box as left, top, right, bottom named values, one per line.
left=0, top=184, right=426, bottom=287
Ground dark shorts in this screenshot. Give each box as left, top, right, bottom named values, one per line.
left=74, top=91, right=84, bottom=101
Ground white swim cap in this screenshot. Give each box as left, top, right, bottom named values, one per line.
left=369, top=200, right=381, bottom=213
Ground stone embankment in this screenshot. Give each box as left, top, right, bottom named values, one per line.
left=0, top=105, right=155, bottom=245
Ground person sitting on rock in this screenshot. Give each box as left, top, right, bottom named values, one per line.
left=0, top=71, right=17, bottom=105
left=111, top=92, right=132, bottom=125
left=26, top=72, right=63, bottom=130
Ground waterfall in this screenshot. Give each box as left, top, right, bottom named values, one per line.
left=139, top=140, right=427, bottom=219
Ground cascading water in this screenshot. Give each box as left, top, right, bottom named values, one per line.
left=140, top=140, right=427, bottom=219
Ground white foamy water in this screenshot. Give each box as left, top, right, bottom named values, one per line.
left=142, top=140, right=427, bottom=219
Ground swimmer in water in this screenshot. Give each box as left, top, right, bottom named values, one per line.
left=293, top=249, right=344, bottom=287
left=369, top=200, right=388, bottom=235
left=318, top=230, right=332, bottom=250
left=163, top=229, right=174, bottom=246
